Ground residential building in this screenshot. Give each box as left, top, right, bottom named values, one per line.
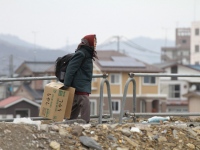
left=12, top=50, right=166, bottom=118
left=190, top=21, right=200, bottom=65
left=183, top=92, right=200, bottom=119
left=14, top=61, right=56, bottom=103
left=161, top=28, right=191, bottom=64
left=91, top=50, right=166, bottom=116
left=0, top=96, right=40, bottom=119
left=154, top=62, right=200, bottom=112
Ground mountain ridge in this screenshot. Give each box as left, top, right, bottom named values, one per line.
left=0, top=34, right=174, bottom=76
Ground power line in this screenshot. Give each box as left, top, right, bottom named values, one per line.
left=122, top=36, right=161, bottom=55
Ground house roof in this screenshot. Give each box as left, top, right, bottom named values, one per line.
left=166, top=100, right=188, bottom=106
left=154, top=62, right=200, bottom=72
left=186, top=65, right=200, bottom=71
left=153, top=61, right=178, bottom=69
left=0, top=96, right=40, bottom=108
left=183, top=91, right=200, bottom=98
left=15, top=61, right=54, bottom=74
left=94, top=50, right=163, bottom=73
left=23, top=83, right=43, bottom=99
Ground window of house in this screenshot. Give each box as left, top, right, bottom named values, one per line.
left=110, top=74, right=120, bottom=84
left=182, top=39, right=186, bottom=43
left=195, top=28, right=199, bottom=36
left=90, top=100, right=97, bottom=116
left=112, top=100, right=120, bottom=113
left=92, top=77, right=97, bottom=82
left=195, top=45, right=199, bottom=53
left=140, top=100, right=146, bottom=112
left=168, top=108, right=188, bottom=112
left=143, top=76, right=156, bottom=84
left=171, top=66, right=178, bottom=80
left=169, top=84, right=180, bottom=98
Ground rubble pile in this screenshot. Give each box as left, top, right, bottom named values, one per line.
left=0, top=117, right=200, bottom=150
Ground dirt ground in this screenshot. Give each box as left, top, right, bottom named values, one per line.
left=0, top=117, right=200, bottom=150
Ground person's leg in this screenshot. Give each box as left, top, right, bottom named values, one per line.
left=70, top=94, right=81, bottom=119
left=80, top=95, right=90, bottom=123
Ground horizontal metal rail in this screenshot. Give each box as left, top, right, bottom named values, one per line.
left=131, top=73, right=200, bottom=77
left=125, top=112, right=200, bottom=117
left=0, top=114, right=111, bottom=122
left=0, top=74, right=108, bottom=82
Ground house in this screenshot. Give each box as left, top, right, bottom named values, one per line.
left=161, top=21, right=200, bottom=65
left=13, top=83, right=43, bottom=104
left=183, top=92, right=200, bottom=119
left=0, top=96, right=40, bottom=119
left=15, top=61, right=55, bottom=90
left=13, top=51, right=166, bottom=118
left=13, top=61, right=56, bottom=103
left=90, top=50, right=166, bottom=116
left=161, top=28, right=191, bottom=64
left=154, top=62, right=200, bottom=112
left=190, top=21, right=200, bottom=65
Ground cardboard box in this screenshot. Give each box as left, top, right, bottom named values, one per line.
left=39, top=82, right=75, bottom=121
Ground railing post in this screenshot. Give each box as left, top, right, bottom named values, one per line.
left=119, top=72, right=136, bottom=124
left=98, top=74, right=113, bottom=124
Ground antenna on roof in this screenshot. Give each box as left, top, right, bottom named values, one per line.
left=113, top=36, right=121, bottom=52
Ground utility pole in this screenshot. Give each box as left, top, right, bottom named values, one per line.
left=9, top=54, right=14, bottom=95
left=113, top=36, right=120, bottom=52
left=162, top=28, right=168, bottom=47
left=32, top=31, right=38, bottom=62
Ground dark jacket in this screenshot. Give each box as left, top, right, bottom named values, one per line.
left=64, top=45, right=93, bottom=93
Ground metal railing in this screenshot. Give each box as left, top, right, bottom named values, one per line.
left=119, top=72, right=200, bottom=124
left=119, top=73, right=136, bottom=123
left=98, top=75, right=113, bottom=124
left=0, top=74, right=113, bottom=123
left=1, top=73, right=200, bottom=124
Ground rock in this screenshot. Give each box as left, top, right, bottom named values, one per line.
left=58, top=127, right=68, bottom=136
left=40, top=124, right=49, bottom=132
left=50, top=141, right=60, bottom=150
left=116, top=147, right=129, bottom=150
left=121, top=128, right=132, bottom=137
left=108, top=123, right=118, bottom=129
left=186, top=143, right=195, bottom=149
left=173, top=129, right=178, bottom=139
left=4, top=129, right=11, bottom=134
left=71, top=125, right=83, bottom=136
left=123, top=136, right=138, bottom=147
left=50, top=125, right=59, bottom=131
left=187, top=128, right=198, bottom=137
left=130, top=127, right=141, bottom=133
left=79, top=136, right=102, bottom=150
left=107, top=134, right=117, bottom=141
left=158, top=136, right=167, bottom=142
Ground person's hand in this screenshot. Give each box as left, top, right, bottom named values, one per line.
left=62, top=85, right=69, bottom=90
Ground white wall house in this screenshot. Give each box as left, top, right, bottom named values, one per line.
left=190, top=21, right=200, bottom=65
left=156, top=63, right=200, bottom=112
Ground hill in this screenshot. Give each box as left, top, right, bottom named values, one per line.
left=0, top=34, right=68, bottom=76
left=0, top=34, right=174, bottom=76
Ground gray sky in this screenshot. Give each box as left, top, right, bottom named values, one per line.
left=0, top=0, right=199, bottom=49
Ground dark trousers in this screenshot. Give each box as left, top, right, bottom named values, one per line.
left=70, top=94, right=90, bottom=123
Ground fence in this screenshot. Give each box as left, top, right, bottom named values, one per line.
left=0, top=74, right=112, bottom=123
left=1, top=73, right=200, bottom=124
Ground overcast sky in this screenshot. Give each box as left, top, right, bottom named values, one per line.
left=0, top=0, right=199, bottom=49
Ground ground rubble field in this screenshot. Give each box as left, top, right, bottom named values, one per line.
left=0, top=117, right=200, bottom=150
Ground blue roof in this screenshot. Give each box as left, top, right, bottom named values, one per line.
left=187, top=65, right=200, bottom=71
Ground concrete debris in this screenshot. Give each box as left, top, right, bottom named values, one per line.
left=0, top=117, right=199, bottom=149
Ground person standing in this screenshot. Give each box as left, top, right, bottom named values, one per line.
left=64, top=34, right=98, bottom=123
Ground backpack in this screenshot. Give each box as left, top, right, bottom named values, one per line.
left=55, top=53, right=74, bottom=83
